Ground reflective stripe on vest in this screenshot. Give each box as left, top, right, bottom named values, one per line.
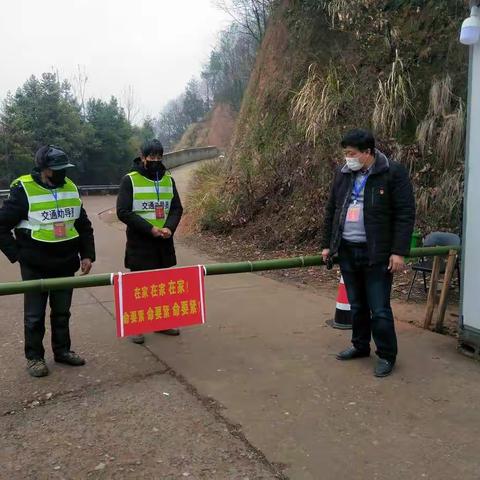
left=128, top=171, right=174, bottom=228
left=13, top=174, right=81, bottom=243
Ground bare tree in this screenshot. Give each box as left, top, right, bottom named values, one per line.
left=154, top=96, right=190, bottom=149
left=200, top=71, right=213, bottom=109
left=121, top=85, right=141, bottom=124
left=72, top=65, right=88, bottom=118
left=201, top=23, right=257, bottom=109
left=214, top=0, right=272, bottom=44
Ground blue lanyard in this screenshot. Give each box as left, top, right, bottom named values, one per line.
left=352, top=173, right=369, bottom=204
left=51, top=189, right=60, bottom=216
left=154, top=173, right=160, bottom=202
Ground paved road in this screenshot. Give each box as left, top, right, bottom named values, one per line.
left=1, top=163, right=480, bottom=479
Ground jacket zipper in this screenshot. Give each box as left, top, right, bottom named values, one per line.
left=334, top=176, right=354, bottom=252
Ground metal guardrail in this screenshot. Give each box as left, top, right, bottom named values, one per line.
left=77, top=185, right=119, bottom=191
left=0, top=185, right=120, bottom=199
left=0, top=146, right=222, bottom=199
left=78, top=185, right=119, bottom=195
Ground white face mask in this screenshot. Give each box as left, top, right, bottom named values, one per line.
left=345, top=157, right=363, bottom=171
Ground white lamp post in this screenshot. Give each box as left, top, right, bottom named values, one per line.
left=460, top=1, right=480, bottom=354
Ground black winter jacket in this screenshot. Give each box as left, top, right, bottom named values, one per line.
left=116, top=158, right=183, bottom=271
left=321, top=150, right=415, bottom=264
left=0, top=170, right=96, bottom=275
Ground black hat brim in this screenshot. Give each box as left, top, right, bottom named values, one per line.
left=49, top=163, right=75, bottom=171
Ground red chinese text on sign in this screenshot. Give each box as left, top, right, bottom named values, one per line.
left=113, top=265, right=206, bottom=338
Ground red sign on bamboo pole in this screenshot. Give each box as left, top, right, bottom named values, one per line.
left=113, top=266, right=206, bottom=338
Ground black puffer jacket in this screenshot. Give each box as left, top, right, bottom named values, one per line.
left=0, top=169, right=96, bottom=275
left=116, top=158, right=183, bottom=270
left=321, top=150, right=415, bottom=264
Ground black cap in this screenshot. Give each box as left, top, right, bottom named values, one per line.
left=35, top=145, right=75, bottom=171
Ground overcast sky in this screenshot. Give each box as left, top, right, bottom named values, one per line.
left=0, top=0, right=230, bottom=121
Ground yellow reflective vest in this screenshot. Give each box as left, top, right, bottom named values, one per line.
left=128, top=171, right=174, bottom=228
left=12, top=175, right=81, bottom=243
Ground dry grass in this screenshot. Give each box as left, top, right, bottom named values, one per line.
left=372, top=51, right=413, bottom=135
left=186, top=159, right=234, bottom=232
left=392, top=143, right=418, bottom=176
left=415, top=76, right=465, bottom=231
left=417, top=76, right=465, bottom=169
left=290, top=63, right=349, bottom=146
left=321, top=0, right=353, bottom=28
left=437, top=104, right=465, bottom=168
left=416, top=116, right=436, bottom=155
left=320, top=0, right=375, bottom=29
left=416, top=171, right=463, bottom=231
left=429, top=75, right=453, bottom=117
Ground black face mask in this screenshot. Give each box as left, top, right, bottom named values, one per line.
left=49, top=169, right=67, bottom=187
left=145, top=161, right=165, bottom=177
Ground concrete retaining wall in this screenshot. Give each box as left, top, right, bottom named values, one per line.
left=163, top=146, right=220, bottom=170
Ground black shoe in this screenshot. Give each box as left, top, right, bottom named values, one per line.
left=54, top=351, right=86, bottom=366
left=27, top=359, right=49, bottom=377
left=374, top=358, right=395, bottom=377
left=130, top=334, right=145, bottom=344
left=156, top=329, right=180, bottom=336
left=336, top=346, right=370, bottom=361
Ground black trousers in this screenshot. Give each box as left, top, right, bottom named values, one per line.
left=338, top=241, right=398, bottom=363
left=21, top=264, right=75, bottom=360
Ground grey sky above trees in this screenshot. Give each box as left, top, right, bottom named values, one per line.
left=0, top=0, right=230, bottom=120
left=0, top=0, right=273, bottom=181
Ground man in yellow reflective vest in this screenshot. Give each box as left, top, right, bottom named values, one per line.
left=117, top=139, right=183, bottom=344
left=0, top=145, right=95, bottom=377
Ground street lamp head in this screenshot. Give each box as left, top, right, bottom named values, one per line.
left=460, top=5, right=480, bottom=45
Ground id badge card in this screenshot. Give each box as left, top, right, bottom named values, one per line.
left=53, top=222, right=67, bottom=238
left=346, top=205, right=361, bottom=223
left=155, top=205, right=165, bottom=220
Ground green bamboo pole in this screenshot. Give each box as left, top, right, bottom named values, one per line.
left=204, top=255, right=324, bottom=275
left=0, top=245, right=461, bottom=296
left=0, top=273, right=113, bottom=296
left=408, top=246, right=460, bottom=257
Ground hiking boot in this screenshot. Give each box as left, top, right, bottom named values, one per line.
left=54, top=351, right=86, bottom=366
left=156, top=329, right=180, bottom=336
left=27, top=359, right=49, bottom=378
left=374, top=358, right=395, bottom=378
left=130, top=334, right=145, bottom=344
left=336, top=346, right=370, bottom=361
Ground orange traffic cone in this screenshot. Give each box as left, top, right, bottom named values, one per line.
left=332, top=275, right=352, bottom=330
